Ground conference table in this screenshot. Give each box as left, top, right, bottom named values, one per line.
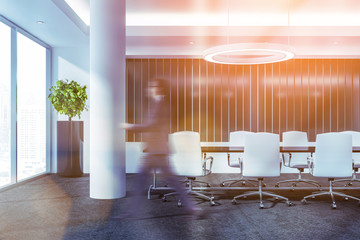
left=147, top=146, right=360, bottom=199
left=201, top=146, right=360, bottom=154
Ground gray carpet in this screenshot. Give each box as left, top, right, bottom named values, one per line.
left=1, top=173, right=360, bottom=240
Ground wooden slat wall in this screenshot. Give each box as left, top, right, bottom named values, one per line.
left=126, top=58, right=360, bottom=142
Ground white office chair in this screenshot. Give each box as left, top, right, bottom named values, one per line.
left=162, top=131, right=216, bottom=206
left=220, top=131, right=259, bottom=187
left=333, top=131, right=360, bottom=186
left=275, top=131, right=321, bottom=189
left=301, top=132, right=360, bottom=209
left=232, top=132, right=292, bottom=209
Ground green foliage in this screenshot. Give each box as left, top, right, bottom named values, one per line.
left=48, top=79, right=88, bottom=121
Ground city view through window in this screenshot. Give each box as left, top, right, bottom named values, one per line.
left=0, top=22, right=11, bottom=187
left=0, top=23, right=47, bottom=187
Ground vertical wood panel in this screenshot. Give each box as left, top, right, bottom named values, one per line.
left=308, top=59, right=316, bottom=141
left=126, top=59, right=135, bottom=141
left=236, top=65, right=245, bottom=131
left=207, top=62, right=215, bottom=142
left=228, top=65, right=236, bottom=134
left=345, top=59, right=353, bottom=130
left=338, top=59, right=345, bottom=132
left=214, top=64, right=222, bottom=141
left=126, top=58, right=360, bottom=142
left=258, top=65, right=265, bottom=132
left=221, top=64, right=229, bottom=141
left=272, top=63, right=280, bottom=136
left=243, top=65, right=251, bottom=131
left=192, top=59, right=200, bottom=133
left=279, top=62, right=287, bottom=135
left=323, top=59, right=331, bottom=133
left=353, top=60, right=360, bottom=130
left=199, top=60, right=207, bottom=141
left=288, top=60, right=295, bottom=131
left=169, top=59, right=178, bottom=133
left=265, top=64, right=272, bottom=132
left=295, top=59, right=309, bottom=132
left=185, top=59, right=193, bottom=131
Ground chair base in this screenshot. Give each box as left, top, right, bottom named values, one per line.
left=301, top=179, right=360, bottom=209
left=275, top=169, right=321, bottom=189
left=162, top=178, right=215, bottom=206
left=275, top=179, right=321, bottom=188
left=220, top=177, right=259, bottom=187
left=232, top=178, right=292, bottom=208
left=333, top=172, right=360, bottom=187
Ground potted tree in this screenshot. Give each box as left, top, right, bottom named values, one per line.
left=48, top=79, right=88, bottom=177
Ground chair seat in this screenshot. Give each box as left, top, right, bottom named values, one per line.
left=291, top=164, right=308, bottom=169
left=229, top=162, right=240, bottom=168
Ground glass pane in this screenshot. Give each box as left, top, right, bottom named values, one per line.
left=17, top=33, right=46, bottom=180
left=0, top=22, right=11, bottom=187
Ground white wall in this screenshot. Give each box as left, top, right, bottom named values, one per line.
left=51, top=46, right=90, bottom=173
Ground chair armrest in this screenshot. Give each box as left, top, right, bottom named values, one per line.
left=281, top=153, right=292, bottom=167
left=307, top=156, right=314, bottom=175
left=202, top=155, right=214, bottom=174
left=239, top=156, right=243, bottom=173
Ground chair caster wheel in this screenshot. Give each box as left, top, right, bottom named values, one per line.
left=232, top=199, right=237, bottom=205
left=177, top=200, right=182, bottom=207
left=162, top=197, right=167, bottom=202
left=275, top=184, right=279, bottom=188
left=286, top=201, right=293, bottom=207
left=331, top=203, right=337, bottom=209
left=345, top=197, right=349, bottom=201
left=220, top=183, right=225, bottom=187
left=259, top=203, right=264, bottom=209
left=301, top=199, right=307, bottom=205
left=210, top=201, right=216, bottom=206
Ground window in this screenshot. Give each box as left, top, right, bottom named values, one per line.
left=0, top=22, right=11, bottom=187
left=17, top=33, right=47, bottom=180
left=0, top=17, right=49, bottom=187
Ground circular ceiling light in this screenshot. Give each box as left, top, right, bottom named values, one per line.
left=203, top=43, right=295, bottom=65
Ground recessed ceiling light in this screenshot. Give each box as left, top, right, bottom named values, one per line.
left=189, top=41, right=194, bottom=45
left=36, top=20, right=45, bottom=24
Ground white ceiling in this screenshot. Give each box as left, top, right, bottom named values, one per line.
left=1, top=0, right=360, bottom=57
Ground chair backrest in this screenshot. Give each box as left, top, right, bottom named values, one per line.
left=342, top=131, right=360, bottom=163
left=168, top=131, right=203, bottom=176
left=242, top=132, right=280, bottom=177
left=282, top=131, right=308, bottom=146
left=229, top=131, right=251, bottom=146
left=228, top=131, right=251, bottom=166
left=313, top=132, right=353, bottom=177
left=282, top=131, right=310, bottom=166
left=342, top=131, right=360, bottom=146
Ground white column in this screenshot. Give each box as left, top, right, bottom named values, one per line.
left=89, top=0, right=126, bottom=199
